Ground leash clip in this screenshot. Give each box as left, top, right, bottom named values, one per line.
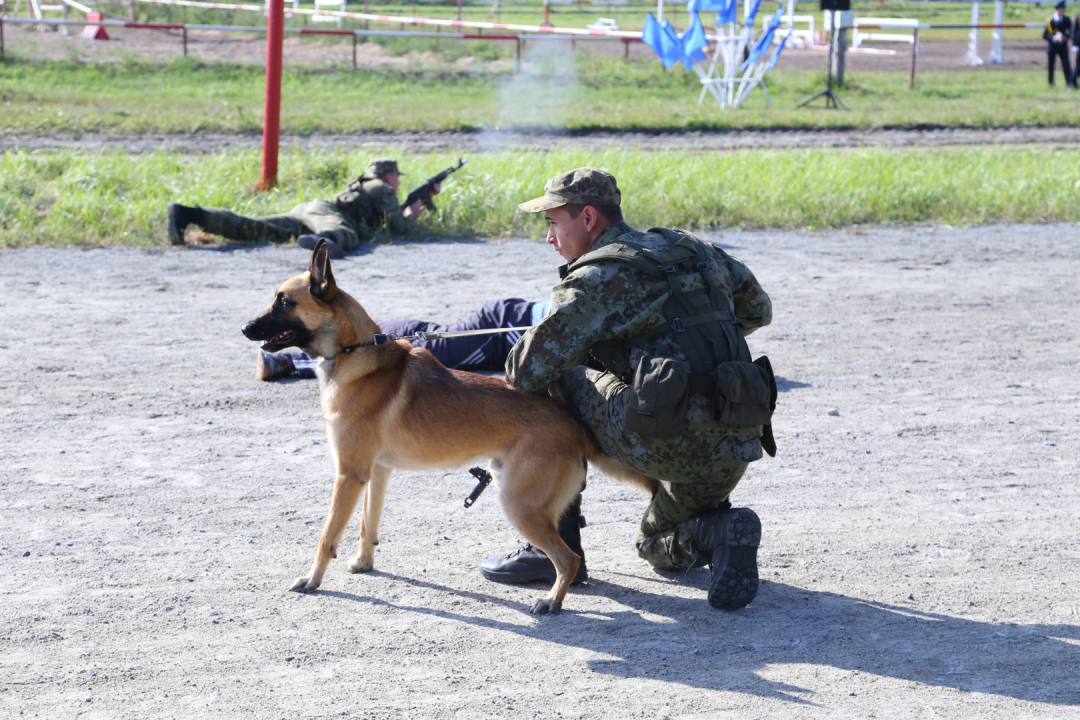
left=464, top=467, right=493, bottom=508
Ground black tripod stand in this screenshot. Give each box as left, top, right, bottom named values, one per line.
left=797, top=8, right=849, bottom=110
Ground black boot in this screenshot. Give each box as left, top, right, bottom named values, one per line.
left=479, top=493, right=588, bottom=585
left=256, top=350, right=296, bottom=381
left=167, top=203, right=204, bottom=246
left=688, top=503, right=761, bottom=611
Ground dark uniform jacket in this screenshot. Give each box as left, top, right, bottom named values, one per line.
left=333, top=177, right=415, bottom=235
left=1045, top=14, right=1071, bottom=45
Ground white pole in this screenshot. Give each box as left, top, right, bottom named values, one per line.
left=963, top=1, right=983, bottom=66
left=988, top=0, right=1010, bottom=64
left=657, top=0, right=663, bottom=24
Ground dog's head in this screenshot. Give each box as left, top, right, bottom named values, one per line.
left=242, top=239, right=340, bottom=354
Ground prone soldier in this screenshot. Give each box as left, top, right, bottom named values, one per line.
left=166, top=158, right=440, bottom=258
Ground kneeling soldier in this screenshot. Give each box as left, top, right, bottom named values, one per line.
left=481, top=168, right=776, bottom=610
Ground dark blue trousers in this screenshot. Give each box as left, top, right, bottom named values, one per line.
left=288, top=298, right=535, bottom=377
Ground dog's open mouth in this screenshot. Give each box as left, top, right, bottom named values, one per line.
left=262, top=330, right=295, bottom=350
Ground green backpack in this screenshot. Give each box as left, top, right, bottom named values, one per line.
left=567, top=227, right=777, bottom=456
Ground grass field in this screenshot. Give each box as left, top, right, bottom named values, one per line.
left=2, top=54, right=1076, bottom=135
left=4, top=146, right=1079, bottom=247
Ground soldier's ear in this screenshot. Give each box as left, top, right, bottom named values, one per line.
left=308, top=240, right=337, bottom=302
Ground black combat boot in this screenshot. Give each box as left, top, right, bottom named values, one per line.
left=167, top=203, right=204, bottom=246
left=256, top=350, right=296, bottom=381
left=297, top=233, right=345, bottom=259
left=479, top=493, right=588, bottom=585
left=688, top=503, right=761, bottom=611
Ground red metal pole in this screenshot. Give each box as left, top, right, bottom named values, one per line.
left=261, top=0, right=285, bottom=190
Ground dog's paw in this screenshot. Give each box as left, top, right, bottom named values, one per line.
left=348, top=555, right=374, bottom=573
left=530, top=598, right=562, bottom=616
left=289, top=576, right=321, bottom=593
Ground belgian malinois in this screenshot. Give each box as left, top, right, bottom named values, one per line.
left=242, top=240, right=609, bottom=615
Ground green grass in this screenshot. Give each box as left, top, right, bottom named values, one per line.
left=2, top=54, right=1078, bottom=134
left=4, top=146, right=1079, bottom=247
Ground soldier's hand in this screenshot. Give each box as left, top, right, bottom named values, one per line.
left=431, top=182, right=442, bottom=196
left=404, top=199, right=425, bottom=217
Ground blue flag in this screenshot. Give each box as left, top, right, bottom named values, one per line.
left=642, top=13, right=667, bottom=64
left=715, top=0, right=737, bottom=26
left=680, top=14, right=709, bottom=63
left=745, top=0, right=763, bottom=28
left=689, top=0, right=727, bottom=12
left=740, top=8, right=782, bottom=71
left=660, top=19, right=690, bottom=69
left=764, top=33, right=788, bottom=72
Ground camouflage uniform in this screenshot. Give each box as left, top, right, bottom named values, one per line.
left=195, top=159, right=414, bottom=250
left=510, top=168, right=772, bottom=571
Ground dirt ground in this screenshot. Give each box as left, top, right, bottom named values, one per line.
left=2, top=223, right=1078, bottom=718
left=8, top=125, right=1080, bottom=154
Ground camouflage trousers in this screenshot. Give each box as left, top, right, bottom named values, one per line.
left=198, top=199, right=363, bottom=250
left=559, top=366, right=761, bottom=570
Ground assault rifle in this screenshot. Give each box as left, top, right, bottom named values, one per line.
left=401, top=158, right=468, bottom=213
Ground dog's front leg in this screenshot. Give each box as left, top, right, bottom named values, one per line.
left=291, top=467, right=369, bottom=593
left=350, top=463, right=391, bottom=573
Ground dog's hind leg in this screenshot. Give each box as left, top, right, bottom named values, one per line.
left=291, top=466, right=369, bottom=594
left=350, top=463, right=391, bottom=574
left=502, top=456, right=585, bottom=615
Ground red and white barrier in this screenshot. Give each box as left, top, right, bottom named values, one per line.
left=134, top=0, right=646, bottom=37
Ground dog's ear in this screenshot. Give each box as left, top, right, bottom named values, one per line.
left=308, top=239, right=337, bottom=301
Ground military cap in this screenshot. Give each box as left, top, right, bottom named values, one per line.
left=519, top=167, right=621, bottom=213
left=1056, top=1, right=1066, bottom=9
left=366, top=158, right=404, bottom=177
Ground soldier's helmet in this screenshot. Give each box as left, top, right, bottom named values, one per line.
left=367, top=158, right=404, bottom=177
left=519, top=167, right=621, bottom=213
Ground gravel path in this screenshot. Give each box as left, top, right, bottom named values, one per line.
left=2, top=224, right=1078, bottom=718
left=7, top=126, right=1080, bottom=154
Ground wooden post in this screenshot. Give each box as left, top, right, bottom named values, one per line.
left=456, top=0, right=461, bottom=21
left=515, top=37, right=520, bottom=72
left=261, top=0, right=285, bottom=190
left=352, top=32, right=357, bottom=67
left=909, top=27, right=918, bottom=89
left=183, top=26, right=188, bottom=55
left=128, top=0, right=134, bottom=20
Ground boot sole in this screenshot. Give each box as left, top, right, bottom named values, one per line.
left=708, top=508, right=761, bottom=611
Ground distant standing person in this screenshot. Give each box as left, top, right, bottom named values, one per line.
left=166, top=158, right=439, bottom=258
left=1045, top=1, right=1075, bottom=88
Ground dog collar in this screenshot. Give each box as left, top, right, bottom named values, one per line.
left=337, top=341, right=374, bottom=355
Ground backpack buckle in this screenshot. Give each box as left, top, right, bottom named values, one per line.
left=671, top=317, right=685, bottom=333
left=728, top=310, right=739, bottom=324
left=660, top=265, right=678, bottom=274
left=696, top=261, right=708, bottom=270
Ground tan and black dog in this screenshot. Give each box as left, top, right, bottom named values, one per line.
left=242, top=240, right=639, bottom=615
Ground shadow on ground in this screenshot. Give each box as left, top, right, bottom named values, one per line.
left=314, top=572, right=1078, bottom=706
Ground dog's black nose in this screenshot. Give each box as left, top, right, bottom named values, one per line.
left=241, top=320, right=259, bottom=339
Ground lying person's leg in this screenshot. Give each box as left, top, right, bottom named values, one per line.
left=256, top=298, right=539, bottom=379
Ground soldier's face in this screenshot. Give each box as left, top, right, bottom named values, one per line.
left=544, top=207, right=596, bottom=263
left=382, top=172, right=401, bottom=191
